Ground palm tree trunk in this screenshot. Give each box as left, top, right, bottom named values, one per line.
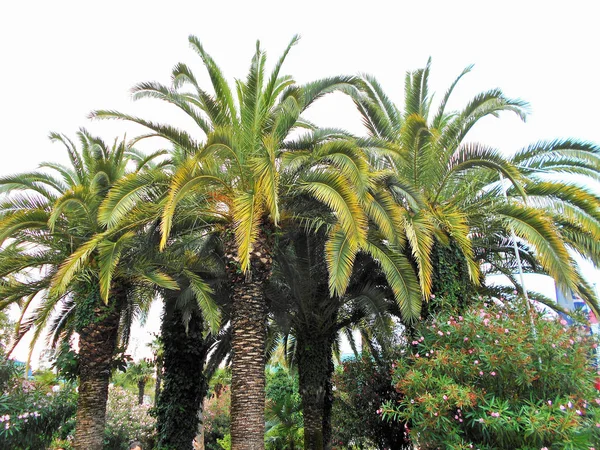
left=322, top=344, right=335, bottom=450
left=138, top=380, right=146, bottom=405
left=297, top=332, right=331, bottom=450
left=156, top=293, right=209, bottom=450
left=227, top=225, right=273, bottom=450
left=73, top=302, right=121, bottom=450
left=154, top=354, right=163, bottom=407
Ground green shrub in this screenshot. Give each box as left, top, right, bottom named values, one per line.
left=383, top=299, right=600, bottom=449
left=331, top=353, right=409, bottom=449
left=203, top=385, right=231, bottom=450
left=0, top=377, right=77, bottom=450
left=104, top=385, right=156, bottom=449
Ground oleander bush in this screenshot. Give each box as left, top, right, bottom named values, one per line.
left=0, top=374, right=77, bottom=450
left=104, top=385, right=156, bottom=449
left=382, top=299, right=600, bottom=449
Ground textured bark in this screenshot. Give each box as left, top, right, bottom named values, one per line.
left=156, top=295, right=209, bottom=450
left=297, top=332, right=331, bottom=450
left=137, top=380, right=146, bottom=405
left=73, top=304, right=121, bottom=450
left=227, top=224, right=273, bottom=450
left=154, top=355, right=163, bottom=407
left=322, top=344, right=335, bottom=450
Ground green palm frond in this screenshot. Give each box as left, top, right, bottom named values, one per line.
left=233, top=191, right=261, bottom=273
left=183, top=269, right=220, bottom=332
left=325, top=226, right=359, bottom=297
left=50, top=233, right=104, bottom=298
left=188, top=35, right=238, bottom=124
left=91, top=110, right=202, bottom=152
left=403, top=211, right=434, bottom=298
left=97, top=232, right=135, bottom=302
left=99, top=169, right=168, bottom=228
left=497, top=203, right=577, bottom=293
left=362, top=190, right=405, bottom=247
left=364, top=238, right=421, bottom=321
left=300, top=169, right=367, bottom=244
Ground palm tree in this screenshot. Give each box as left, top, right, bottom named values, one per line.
left=0, top=130, right=173, bottom=450
left=92, top=36, right=369, bottom=449
left=350, top=61, right=600, bottom=314
left=125, top=359, right=154, bottom=405
left=102, top=163, right=228, bottom=450
left=267, top=227, right=399, bottom=450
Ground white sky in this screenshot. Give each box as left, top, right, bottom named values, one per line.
left=2, top=0, right=599, bottom=365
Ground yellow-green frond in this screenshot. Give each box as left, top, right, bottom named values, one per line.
left=97, top=232, right=135, bottom=303
left=403, top=211, right=435, bottom=298
left=233, top=191, right=262, bottom=273
left=300, top=169, right=367, bottom=245
left=50, top=234, right=103, bottom=298
left=364, top=239, right=422, bottom=322
left=183, top=269, right=220, bottom=333
left=325, top=226, right=359, bottom=297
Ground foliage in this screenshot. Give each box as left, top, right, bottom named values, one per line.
left=0, top=375, right=77, bottom=450
left=265, top=366, right=303, bottom=449
left=383, top=299, right=600, bottom=449
left=203, top=384, right=231, bottom=450
left=331, top=353, right=409, bottom=449
left=104, top=385, right=156, bottom=450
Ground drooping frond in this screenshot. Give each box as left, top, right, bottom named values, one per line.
left=232, top=191, right=262, bottom=273
left=183, top=268, right=220, bottom=332
left=325, top=226, right=359, bottom=297
left=300, top=169, right=368, bottom=244
left=364, top=238, right=422, bottom=322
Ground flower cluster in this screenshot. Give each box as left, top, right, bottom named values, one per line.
left=382, top=299, right=600, bottom=449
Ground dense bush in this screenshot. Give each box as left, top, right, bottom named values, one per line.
left=331, top=354, right=409, bottom=449
left=104, top=385, right=156, bottom=449
left=203, top=384, right=231, bottom=450
left=265, top=366, right=303, bottom=450
left=383, top=299, right=600, bottom=449
left=0, top=376, right=77, bottom=450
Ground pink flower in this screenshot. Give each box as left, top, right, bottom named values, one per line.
left=491, top=412, right=500, bottom=417
left=474, top=360, right=479, bottom=364
left=490, top=371, right=496, bottom=376
left=443, top=395, right=448, bottom=400
left=504, top=328, right=509, bottom=333
left=479, top=371, right=484, bottom=375
left=560, top=405, right=566, bottom=410
left=464, top=337, right=469, bottom=342
left=560, top=319, right=568, bottom=326
left=438, top=331, right=444, bottom=336
left=568, top=401, right=573, bottom=408
left=576, top=409, right=582, bottom=415
left=548, top=400, right=552, bottom=406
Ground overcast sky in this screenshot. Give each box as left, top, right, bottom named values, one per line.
left=2, top=0, right=599, bottom=365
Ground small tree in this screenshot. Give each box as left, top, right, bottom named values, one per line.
left=125, top=360, right=155, bottom=405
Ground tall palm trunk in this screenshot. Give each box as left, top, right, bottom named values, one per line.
left=137, top=380, right=146, bottom=405
left=297, top=332, right=332, bottom=450
left=156, top=292, right=209, bottom=450
left=322, top=342, right=335, bottom=450
left=154, top=354, right=163, bottom=407
left=227, top=225, right=273, bottom=450
left=73, top=300, right=121, bottom=450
